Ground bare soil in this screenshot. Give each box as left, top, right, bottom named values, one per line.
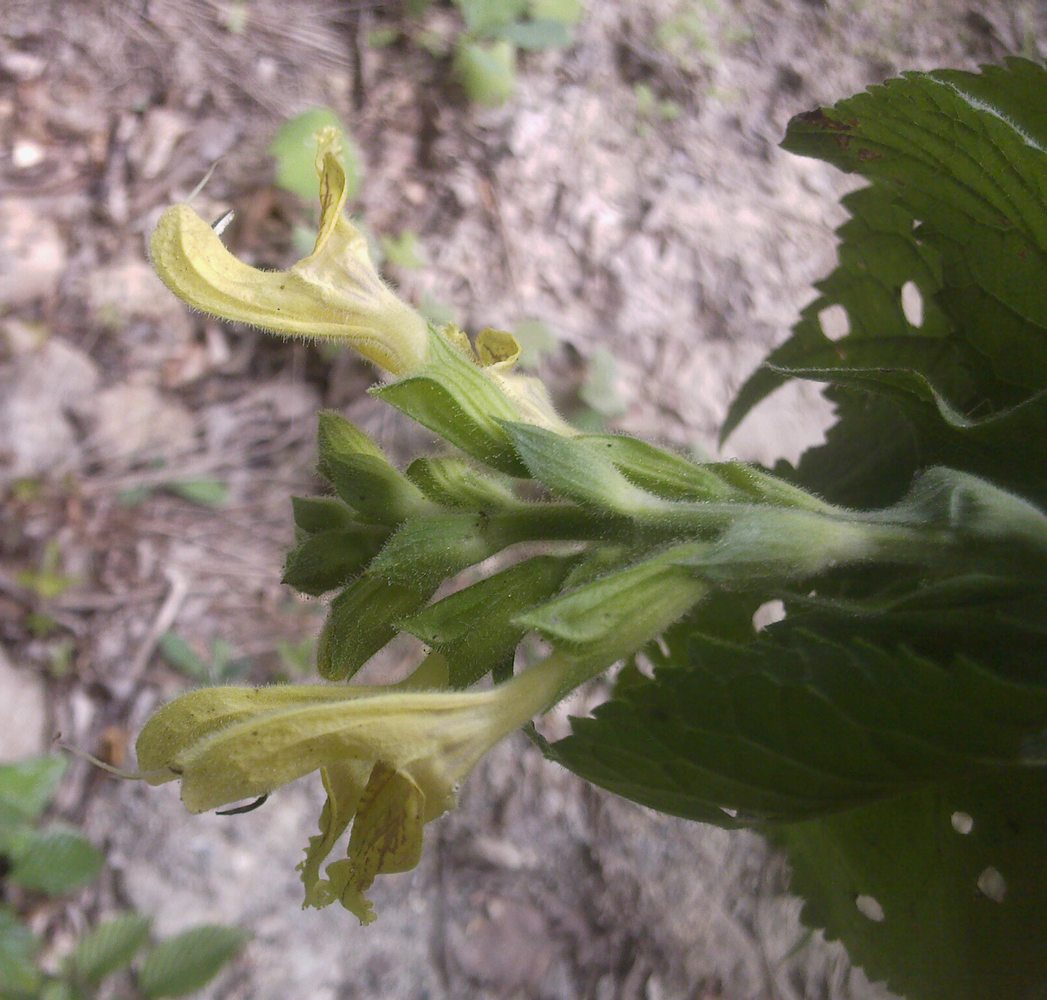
left=2, top=1, right=1042, bottom=998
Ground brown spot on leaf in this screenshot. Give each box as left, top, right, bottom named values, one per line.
left=795, top=109, right=855, bottom=132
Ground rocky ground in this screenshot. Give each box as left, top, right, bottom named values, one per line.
left=2, top=1, right=1042, bottom=998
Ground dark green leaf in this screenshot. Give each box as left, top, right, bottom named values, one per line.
left=721, top=186, right=960, bottom=445
left=726, top=61, right=1047, bottom=513
left=290, top=496, right=358, bottom=536
left=282, top=526, right=387, bottom=596
left=783, top=60, right=1047, bottom=282
left=399, top=555, right=578, bottom=687
left=547, top=628, right=1047, bottom=824
left=776, top=771, right=1047, bottom=1000
left=317, top=576, right=431, bottom=681
left=368, top=512, right=509, bottom=588
left=138, top=925, right=247, bottom=998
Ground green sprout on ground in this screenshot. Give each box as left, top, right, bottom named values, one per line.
left=134, top=58, right=1047, bottom=1000
left=0, top=758, right=246, bottom=999
left=370, top=0, right=584, bottom=106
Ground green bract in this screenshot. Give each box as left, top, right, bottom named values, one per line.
left=139, top=57, right=1047, bottom=999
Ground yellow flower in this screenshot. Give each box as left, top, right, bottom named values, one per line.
left=135, top=654, right=570, bottom=924
left=149, top=128, right=429, bottom=375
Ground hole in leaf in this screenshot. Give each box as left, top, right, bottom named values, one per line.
left=901, top=281, right=924, bottom=327
left=752, top=600, right=786, bottom=632
left=633, top=653, right=656, bottom=679
left=977, top=866, right=1007, bottom=903
left=855, top=894, right=885, bottom=922
left=818, top=304, right=850, bottom=341
left=721, top=806, right=739, bottom=819
left=951, top=811, right=974, bottom=835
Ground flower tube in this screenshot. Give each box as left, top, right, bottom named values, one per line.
left=135, top=654, right=572, bottom=923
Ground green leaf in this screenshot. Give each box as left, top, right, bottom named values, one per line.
left=165, top=479, right=230, bottom=508
left=317, top=576, right=431, bottom=681
left=368, top=512, right=509, bottom=588
left=0, top=906, right=41, bottom=998
left=581, top=435, right=743, bottom=503
left=399, top=555, right=578, bottom=687
left=379, top=231, right=427, bottom=270
left=9, top=824, right=103, bottom=895
left=530, top=0, right=583, bottom=25
left=784, top=61, right=1047, bottom=331
left=502, top=421, right=662, bottom=515
left=517, top=543, right=709, bottom=669
left=70, top=913, right=152, bottom=984
left=452, top=39, right=517, bottom=107
left=290, top=496, right=358, bottom=536
left=0, top=756, right=66, bottom=830
left=270, top=108, right=362, bottom=201
left=405, top=456, right=520, bottom=510
left=776, top=771, right=1047, bottom=1000
left=547, top=627, right=1047, bottom=824
left=455, top=0, right=528, bottom=35
left=315, top=412, right=432, bottom=524
left=500, top=18, right=571, bottom=50
left=158, top=633, right=211, bottom=681
left=316, top=409, right=385, bottom=463
left=726, top=60, right=1047, bottom=510
left=138, top=925, right=247, bottom=998
left=323, top=454, right=432, bottom=524
left=282, top=526, right=387, bottom=596
left=372, top=329, right=527, bottom=475
left=579, top=347, right=627, bottom=418
left=770, top=358, right=1047, bottom=507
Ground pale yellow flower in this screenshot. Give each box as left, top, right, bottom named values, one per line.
left=149, top=128, right=429, bottom=375
left=135, top=654, right=571, bottom=923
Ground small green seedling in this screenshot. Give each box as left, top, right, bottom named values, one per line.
left=0, top=757, right=247, bottom=999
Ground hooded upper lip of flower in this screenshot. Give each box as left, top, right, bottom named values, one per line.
left=148, top=127, right=429, bottom=376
